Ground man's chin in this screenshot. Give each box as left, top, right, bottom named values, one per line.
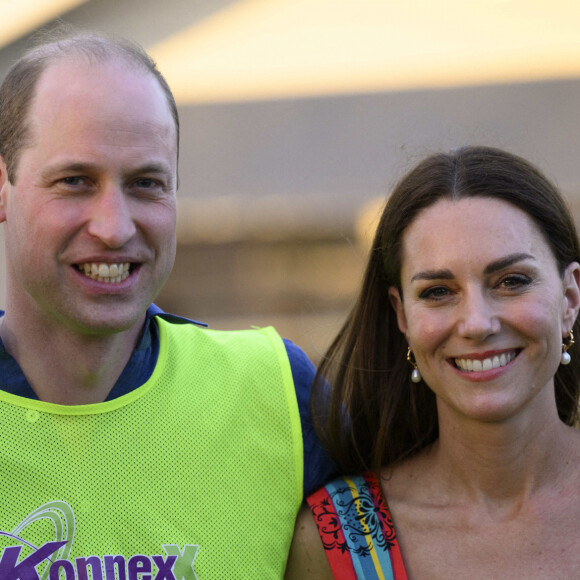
left=60, top=308, right=149, bottom=339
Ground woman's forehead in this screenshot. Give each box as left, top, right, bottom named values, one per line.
left=399, top=197, right=555, bottom=276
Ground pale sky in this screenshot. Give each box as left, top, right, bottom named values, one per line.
left=4, top=0, right=580, bottom=103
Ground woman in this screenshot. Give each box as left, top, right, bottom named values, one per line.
left=285, top=146, right=580, bottom=579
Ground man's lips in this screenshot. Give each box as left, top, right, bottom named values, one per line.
left=75, top=262, right=133, bottom=283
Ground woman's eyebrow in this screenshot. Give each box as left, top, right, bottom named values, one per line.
left=411, top=269, right=453, bottom=282
left=483, top=253, right=535, bottom=275
left=410, top=253, right=535, bottom=283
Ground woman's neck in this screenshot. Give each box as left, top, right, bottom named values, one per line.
left=425, top=399, right=579, bottom=507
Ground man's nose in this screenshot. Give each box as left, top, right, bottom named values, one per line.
left=456, top=289, right=501, bottom=341
left=86, top=186, right=137, bottom=248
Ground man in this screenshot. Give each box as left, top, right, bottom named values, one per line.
left=0, top=31, right=333, bottom=579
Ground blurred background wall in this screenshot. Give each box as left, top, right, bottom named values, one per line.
left=1, top=0, right=580, bottom=362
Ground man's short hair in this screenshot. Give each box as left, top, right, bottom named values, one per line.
left=0, top=26, right=179, bottom=183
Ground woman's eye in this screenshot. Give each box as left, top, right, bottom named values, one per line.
left=419, top=286, right=450, bottom=300
left=498, top=274, right=532, bottom=289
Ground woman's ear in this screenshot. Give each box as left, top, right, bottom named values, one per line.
left=562, top=261, right=580, bottom=333
left=388, top=286, right=408, bottom=336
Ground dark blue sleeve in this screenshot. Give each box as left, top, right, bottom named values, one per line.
left=283, top=339, right=337, bottom=497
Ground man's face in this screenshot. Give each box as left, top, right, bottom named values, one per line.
left=0, top=57, right=178, bottom=336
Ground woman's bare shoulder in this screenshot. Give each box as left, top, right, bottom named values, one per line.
left=285, top=503, right=334, bottom=580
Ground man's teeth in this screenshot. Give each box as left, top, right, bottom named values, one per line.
left=79, top=262, right=131, bottom=283
left=455, top=351, right=516, bottom=372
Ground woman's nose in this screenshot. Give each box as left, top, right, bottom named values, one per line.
left=456, top=289, right=501, bottom=340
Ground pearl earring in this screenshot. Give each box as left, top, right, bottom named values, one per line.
left=561, top=330, right=575, bottom=365
left=406, top=347, right=422, bottom=383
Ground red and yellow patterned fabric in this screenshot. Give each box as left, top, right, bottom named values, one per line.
left=307, top=472, right=408, bottom=579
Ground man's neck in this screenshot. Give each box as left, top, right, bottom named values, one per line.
left=0, top=312, right=145, bottom=405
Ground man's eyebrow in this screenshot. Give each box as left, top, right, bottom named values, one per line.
left=40, top=162, right=97, bottom=177
left=40, top=162, right=173, bottom=177
left=127, top=163, right=173, bottom=175
left=410, top=253, right=536, bottom=283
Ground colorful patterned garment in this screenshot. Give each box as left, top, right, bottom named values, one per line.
left=307, top=472, right=408, bottom=579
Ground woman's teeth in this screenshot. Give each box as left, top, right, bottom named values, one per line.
left=455, top=351, right=516, bottom=372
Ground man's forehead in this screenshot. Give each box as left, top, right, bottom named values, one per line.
left=19, top=55, right=178, bottom=172
left=30, top=56, right=176, bottom=136
left=35, top=55, right=149, bottom=97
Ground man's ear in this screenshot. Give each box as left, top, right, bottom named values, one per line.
left=388, top=286, right=408, bottom=336
left=562, top=261, right=580, bottom=333
left=0, top=155, right=9, bottom=223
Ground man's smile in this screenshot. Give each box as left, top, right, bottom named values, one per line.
left=76, top=262, right=132, bottom=283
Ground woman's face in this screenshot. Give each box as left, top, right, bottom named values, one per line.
left=389, top=197, right=580, bottom=425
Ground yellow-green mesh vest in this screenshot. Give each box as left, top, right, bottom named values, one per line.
left=0, top=320, right=303, bottom=579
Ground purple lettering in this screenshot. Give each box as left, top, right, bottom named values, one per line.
left=104, top=554, right=127, bottom=580
left=76, top=555, right=104, bottom=580
left=0, top=541, right=67, bottom=580
left=128, top=555, right=151, bottom=580
left=49, top=560, right=75, bottom=580
left=152, top=555, right=177, bottom=580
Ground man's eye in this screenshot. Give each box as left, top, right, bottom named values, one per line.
left=134, top=178, right=157, bottom=188
left=61, top=176, right=85, bottom=186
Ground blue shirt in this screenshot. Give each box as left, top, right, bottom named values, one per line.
left=0, top=305, right=335, bottom=496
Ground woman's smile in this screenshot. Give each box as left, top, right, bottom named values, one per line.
left=452, top=349, right=519, bottom=372
left=389, top=196, right=578, bottom=422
